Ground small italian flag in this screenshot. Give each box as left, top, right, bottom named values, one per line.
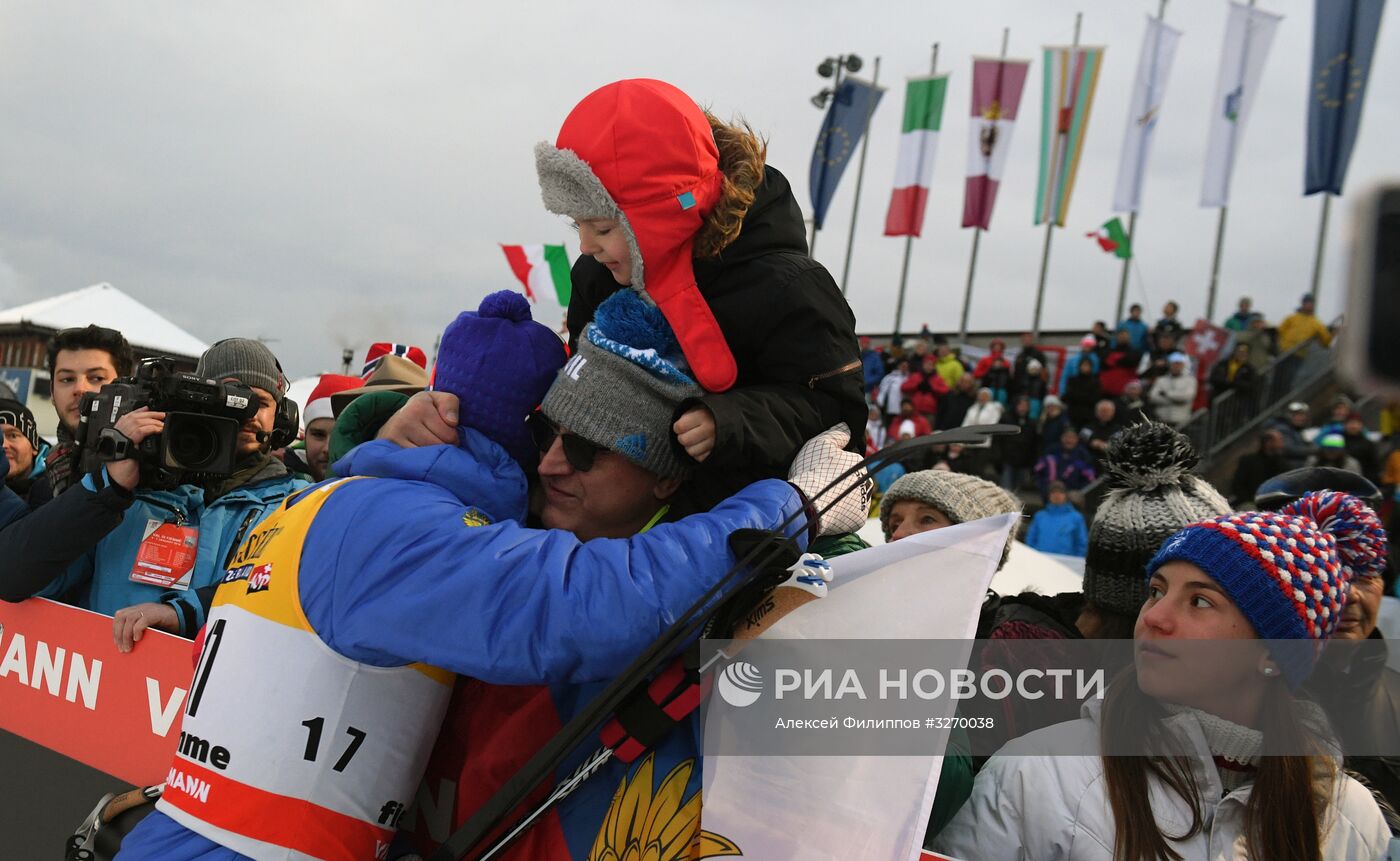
left=884, top=74, right=949, bottom=237
left=1086, top=217, right=1132, bottom=259
left=500, top=244, right=572, bottom=305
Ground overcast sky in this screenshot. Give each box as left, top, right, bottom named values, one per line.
left=0, top=0, right=1394, bottom=379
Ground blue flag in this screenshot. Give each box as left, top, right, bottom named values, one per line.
left=809, top=77, right=883, bottom=230
left=1305, top=0, right=1387, bottom=195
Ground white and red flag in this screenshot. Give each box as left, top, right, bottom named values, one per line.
left=962, top=58, right=1031, bottom=230
left=1184, top=318, right=1235, bottom=409
left=884, top=74, right=949, bottom=237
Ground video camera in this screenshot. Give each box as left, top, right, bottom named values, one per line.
left=77, top=358, right=259, bottom=488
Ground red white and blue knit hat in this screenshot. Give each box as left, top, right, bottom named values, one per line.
left=1147, top=491, right=1387, bottom=687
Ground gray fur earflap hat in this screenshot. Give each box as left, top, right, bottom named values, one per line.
left=1083, top=421, right=1230, bottom=616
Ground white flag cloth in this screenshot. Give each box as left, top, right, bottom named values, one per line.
left=701, top=514, right=1014, bottom=861
left=1113, top=15, right=1183, bottom=213
left=1200, top=1, right=1283, bottom=207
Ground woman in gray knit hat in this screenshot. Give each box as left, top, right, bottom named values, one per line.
left=879, top=469, right=1022, bottom=565
left=1076, top=420, right=1230, bottom=637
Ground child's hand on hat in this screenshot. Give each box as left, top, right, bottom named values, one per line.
left=378, top=391, right=459, bottom=448
left=674, top=406, right=717, bottom=462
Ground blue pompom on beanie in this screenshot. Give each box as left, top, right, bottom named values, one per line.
left=431, top=291, right=566, bottom=467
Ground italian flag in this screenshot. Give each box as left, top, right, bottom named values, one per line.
left=1086, top=217, right=1132, bottom=259
left=884, top=74, right=949, bottom=237
left=500, top=244, right=572, bottom=305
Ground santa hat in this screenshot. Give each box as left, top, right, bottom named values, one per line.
left=535, top=78, right=736, bottom=392
left=303, top=374, right=362, bottom=426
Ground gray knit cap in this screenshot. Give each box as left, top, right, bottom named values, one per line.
left=196, top=338, right=286, bottom=400
left=1084, top=421, right=1230, bottom=616
left=540, top=292, right=702, bottom=479
left=879, top=470, right=1022, bottom=564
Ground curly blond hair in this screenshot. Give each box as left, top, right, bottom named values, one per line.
left=693, top=112, right=767, bottom=259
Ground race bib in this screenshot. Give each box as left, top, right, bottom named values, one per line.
left=129, top=519, right=199, bottom=590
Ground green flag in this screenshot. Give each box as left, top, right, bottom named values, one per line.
left=1086, top=217, right=1131, bottom=259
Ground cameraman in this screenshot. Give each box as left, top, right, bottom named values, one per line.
left=46, top=324, right=137, bottom=498
left=0, top=339, right=308, bottom=638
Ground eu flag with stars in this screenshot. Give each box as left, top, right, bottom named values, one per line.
left=809, top=77, right=883, bottom=230
left=1305, top=0, right=1386, bottom=195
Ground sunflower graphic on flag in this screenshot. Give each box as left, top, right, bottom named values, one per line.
left=587, top=754, right=741, bottom=861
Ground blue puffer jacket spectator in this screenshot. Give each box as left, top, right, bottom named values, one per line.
left=1025, top=492, right=1088, bottom=557
left=1117, top=304, right=1150, bottom=353
left=861, top=338, right=886, bottom=392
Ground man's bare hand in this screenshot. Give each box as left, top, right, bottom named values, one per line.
left=378, top=391, right=460, bottom=448
left=107, top=408, right=166, bottom=490
left=113, top=602, right=180, bottom=653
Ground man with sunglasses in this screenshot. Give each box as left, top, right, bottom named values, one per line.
left=368, top=291, right=867, bottom=859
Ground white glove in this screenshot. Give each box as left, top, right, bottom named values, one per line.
left=787, top=423, right=872, bottom=537
left=780, top=553, right=834, bottom=599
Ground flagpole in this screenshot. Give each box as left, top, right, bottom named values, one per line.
left=1032, top=12, right=1082, bottom=338
left=1205, top=0, right=1256, bottom=323
left=893, top=46, right=939, bottom=343
left=1309, top=193, right=1333, bottom=302
left=1115, top=0, right=1168, bottom=325
left=840, top=56, right=881, bottom=295
left=959, top=28, right=1010, bottom=342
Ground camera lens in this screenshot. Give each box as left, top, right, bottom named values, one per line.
left=167, top=419, right=221, bottom=470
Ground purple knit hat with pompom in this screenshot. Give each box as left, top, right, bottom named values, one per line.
left=431, top=291, right=566, bottom=467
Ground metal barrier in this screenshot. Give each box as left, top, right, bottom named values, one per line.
left=1081, top=325, right=1340, bottom=518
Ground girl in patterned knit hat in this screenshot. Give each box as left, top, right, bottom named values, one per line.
left=937, top=491, right=1391, bottom=860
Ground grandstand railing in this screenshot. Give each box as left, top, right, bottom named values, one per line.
left=1082, top=322, right=1341, bottom=517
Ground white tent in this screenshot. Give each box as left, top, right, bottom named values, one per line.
left=0, top=283, right=207, bottom=359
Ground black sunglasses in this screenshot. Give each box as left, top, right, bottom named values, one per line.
left=528, top=413, right=605, bottom=472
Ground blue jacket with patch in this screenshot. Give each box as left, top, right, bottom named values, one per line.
left=0, top=462, right=306, bottom=633
left=117, top=431, right=807, bottom=860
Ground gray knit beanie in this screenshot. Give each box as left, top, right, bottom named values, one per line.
left=196, top=338, right=286, bottom=400
left=1084, top=421, right=1230, bottom=616
left=879, top=469, right=1022, bottom=564
left=540, top=291, right=702, bottom=479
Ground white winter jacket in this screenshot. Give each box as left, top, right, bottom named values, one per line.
left=934, top=700, right=1390, bottom=861
left=1148, top=373, right=1198, bottom=427
left=960, top=400, right=1004, bottom=447
left=876, top=371, right=908, bottom=415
